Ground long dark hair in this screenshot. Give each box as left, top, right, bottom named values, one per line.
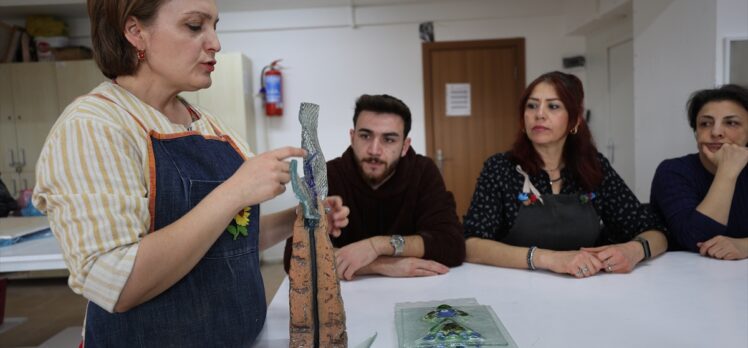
left=509, top=71, right=602, bottom=191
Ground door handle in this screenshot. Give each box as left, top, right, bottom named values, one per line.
left=436, top=149, right=445, bottom=174
left=606, top=139, right=615, bottom=164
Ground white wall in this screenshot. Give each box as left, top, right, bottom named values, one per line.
left=632, top=0, right=717, bottom=200
left=583, top=16, right=632, bottom=177
left=10, top=0, right=587, bottom=261
left=215, top=1, right=585, bottom=259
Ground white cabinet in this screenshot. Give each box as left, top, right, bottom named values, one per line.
left=0, top=55, right=255, bottom=198
left=0, top=60, right=105, bottom=197
left=181, top=53, right=259, bottom=151
left=55, top=60, right=106, bottom=113
left=1, top=62, right=58, bottom=197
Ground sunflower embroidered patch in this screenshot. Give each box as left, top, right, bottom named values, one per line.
left=227, top=206, right=251, bottom=240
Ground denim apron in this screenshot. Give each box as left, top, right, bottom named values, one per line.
left=83, top=95, right=266, bottom=347
left=502, top=166, right=602, bottom=250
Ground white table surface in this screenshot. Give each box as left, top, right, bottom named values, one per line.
left=0, top=235, right=65, bottom=273
left=254, top=252, right=748, bottom=348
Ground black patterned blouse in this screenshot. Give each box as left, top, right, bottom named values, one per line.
left=463, top=152, right=664, bottom=245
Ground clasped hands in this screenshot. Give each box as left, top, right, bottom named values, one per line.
left=540, top=241, right=644, bottom=278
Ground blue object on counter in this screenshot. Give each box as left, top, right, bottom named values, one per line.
left=0, top=228, right=52, bottom=247
left=21, top=201, right=44, bottom=216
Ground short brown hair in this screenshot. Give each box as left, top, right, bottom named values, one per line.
left=87, top=0, right=168, bottom=79
left=353, top=94, right=412, bottom=137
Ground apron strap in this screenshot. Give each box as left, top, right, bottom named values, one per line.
left=516, top=165, right=544, bottom=204
left=177, top=97, right=225, bottom=136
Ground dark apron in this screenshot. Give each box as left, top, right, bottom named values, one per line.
left=502, top=165, right=601, bottom=250
left=83, top=95, right=266, bottom=347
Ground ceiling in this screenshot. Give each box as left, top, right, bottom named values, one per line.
left=0, top=0, right=452, bottom=19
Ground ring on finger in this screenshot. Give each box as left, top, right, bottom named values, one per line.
left=576, top=268, right=584, bottom=277
left=581, top=265, right=589, bottom=274
left=606, top=263, right=613, bottom=272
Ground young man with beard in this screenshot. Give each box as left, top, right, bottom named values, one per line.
left=284, top=94, right=465, bottom=280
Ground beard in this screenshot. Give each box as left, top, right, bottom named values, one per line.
left=357, top=156, right=400, bottom=187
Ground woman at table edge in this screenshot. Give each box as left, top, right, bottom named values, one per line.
left=650, top=84, right=748, bottom=260
left=463, top=71, right=667, bottom=278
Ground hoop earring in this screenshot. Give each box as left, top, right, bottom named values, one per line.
left=570, top=126, right=578, bottom=135
left=137, top=49, right=145, bottom=61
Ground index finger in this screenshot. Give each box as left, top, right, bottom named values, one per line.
left=421, top=260, right=449, bottom=273
left=701, top=144, right=718, bottom=160
left=325, top=195, right=344, bottom=210
left=699, top=237, right=718, bottom=255
left=266, top=146, right=306, bottom=160
left=581, top=246, right=607, bottom=253
left=595, top=247, right=616, bottom=262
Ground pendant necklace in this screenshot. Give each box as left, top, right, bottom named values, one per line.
left=549, top=176, right=563, bottom=186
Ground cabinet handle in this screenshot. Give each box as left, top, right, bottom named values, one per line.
left=9, top=149, right=15, bottom=167
left=435, top=149, right=444, bottom=174
left=19, top=148, right=25, bottom=166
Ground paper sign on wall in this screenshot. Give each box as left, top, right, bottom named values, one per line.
left=446, top=83, right=471, bottom=117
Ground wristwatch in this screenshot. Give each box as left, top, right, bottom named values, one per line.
left=390, top=235, right=405, bottom=256
left=634, top=237, right=651, bottom=260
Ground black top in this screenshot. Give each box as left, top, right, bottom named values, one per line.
left=463, top=152, right=664, bottom=246
left=650, top=153, right=748, bottom=251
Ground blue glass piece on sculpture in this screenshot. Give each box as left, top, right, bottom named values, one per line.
left=290, top=160, right=319, bottom=220
left=304, top=152, right=318, bottom=203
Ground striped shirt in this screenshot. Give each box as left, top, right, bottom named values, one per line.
left=32, top=81, right=253, bottom=312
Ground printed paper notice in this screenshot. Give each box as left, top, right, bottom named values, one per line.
left=446, top=83, right=471, bottom=116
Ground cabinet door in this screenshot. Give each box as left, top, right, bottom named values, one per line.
left=17, top=170, right=35, bottom=194
left=1, top=172, right=19, bottom=198
left=196, top=53, right=256, bottom=149
left=10, top=62, right=59, bottom=174
left=0, top=65, right=18, bottom=176
left=55, top=60, right=107, bottom=113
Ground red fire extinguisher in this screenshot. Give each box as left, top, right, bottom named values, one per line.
left=260, top=59, right=283, bottom=116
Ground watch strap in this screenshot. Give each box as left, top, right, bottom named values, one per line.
left=634, top=237, right=651, bottom=260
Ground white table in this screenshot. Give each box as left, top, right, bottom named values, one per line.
left=254, top=252, right=748, bottom=348
left=0, top=235, right=65, bottom=273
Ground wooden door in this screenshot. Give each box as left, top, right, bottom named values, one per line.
left=423, top=39, right=525, bottom=220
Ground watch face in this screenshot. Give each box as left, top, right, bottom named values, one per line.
left=391, top=235, right=405, bottom=256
